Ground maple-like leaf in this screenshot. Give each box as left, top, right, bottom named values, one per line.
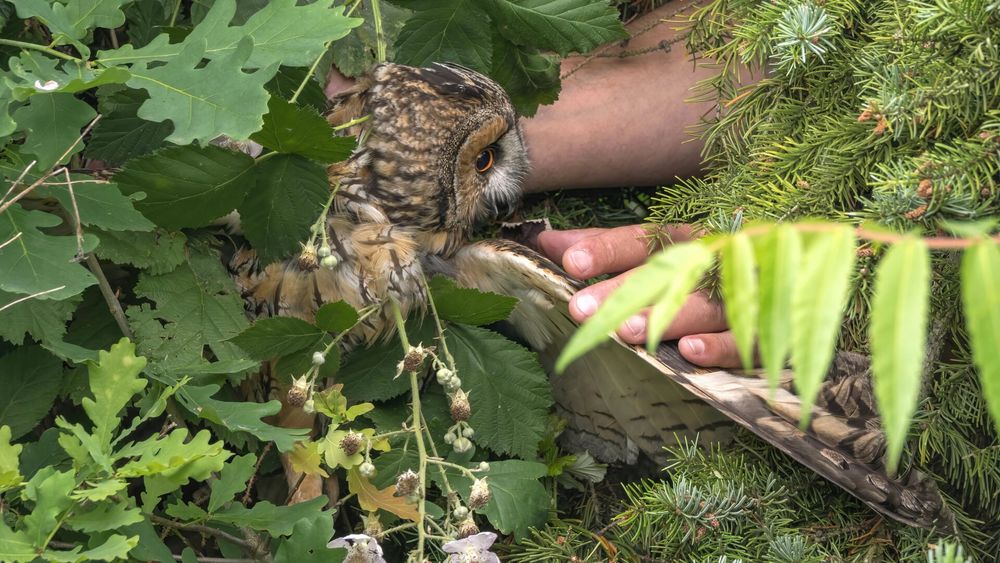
left=124, top=38, right=276, bottom=145
left=0, top=205, right=97, bottom=300
left=347, top=467, right=420, bottom=521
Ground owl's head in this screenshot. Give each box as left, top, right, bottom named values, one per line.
left=331, top=63, right=528, bottom=234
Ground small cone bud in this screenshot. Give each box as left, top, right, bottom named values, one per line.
left=298, top=244, right=319, bottom=271
left=286, top=376, right=310, bottom=408
left=340, top=431, right=363, bottom=456
left=450, top=390, right=471, bottom=422
left=402, top=345, right=427, bottom=372
left=394, top=469, right=419, bottom=497
left=457, top=518, right=480, bottom=539
left=468, top=478, right=491, bottom=509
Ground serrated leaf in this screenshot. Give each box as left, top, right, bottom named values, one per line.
left=447, top=324, right=551, bottom=459
left=0, top=289, right=80, bottom=346
left=0, top=205, right=97, bottom=299
left=871, top=237, right=930, bottom=472
left=266, top=67, right=329, bottom=112
left=21, top=466, right=75, bottom=547
left=229, top=317, right=325, bottom=360
left=274, top=509, right=341, bottom=563
left=489, top=34, right=560, bottom=116
left=643, top=244, right=715, bottom=353
left=36, top=177, right=155, bottom=232
left=962, top=240, right=1000, bottom=435
left=0, top=346, right=63, bottom=439
left=339, top=320, right=435, bottom=401
left=91, top=227, right=187, bottom=274
left=347, top=467, right=420, bottom=521
left=720, top=232, right=758, bottom=369
left=331, top=1, right=410, bottom=77
left=115, top=145, right=256, bottom=229
left=123, top=37, right=277, bottom=145
left=208, top=453, right=256, bottom=513
left=484, top=0, right=628, bottom=56
left=12, top=93, right=95, bottom=170
left=429, top=275, right=518, bottom=325
left=791, top=226, right=856, bottom=425
left=315, top=301, right=360, bottom=333
left=212, top=496, right=328, bottom=536
left=238, top=154, right=329, bottom=263
left=559, top=243, right=714, bottom=371
left=394, top=0, right=493, bottom=72
left=250, top=96, right=356, bottom=163
left=85, top=87, right=172, bottom=164
left=178, top=384, right=309, bottom=452
left=449, top=459, right=548, bottom=540
left=755, top=225, right=801, bottom=394
left=98, top=0, right=362, bottom=69
left=0, top=426, right=23, bottom=493
left=82, top=338, right=148, bottom=452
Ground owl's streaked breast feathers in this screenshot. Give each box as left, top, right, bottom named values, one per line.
left=228, top=63, right=952, bottom=531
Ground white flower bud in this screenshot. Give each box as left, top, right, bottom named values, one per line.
left=452, top=506, right=469, bottom=520
left=359, top=461, right=377, bottom=478
left=312, top=351, right=326, bottom=365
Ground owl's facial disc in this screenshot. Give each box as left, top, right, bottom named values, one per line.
left=454, top=115, right=529, bottom=226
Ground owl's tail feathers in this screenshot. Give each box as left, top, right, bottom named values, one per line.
left=629, top=344, right=955, bottom=531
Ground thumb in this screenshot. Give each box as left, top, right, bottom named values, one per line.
left=678, top=332, right=745, bottom=369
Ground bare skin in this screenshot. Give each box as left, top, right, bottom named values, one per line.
left=325, top=2, right=742, bottom=368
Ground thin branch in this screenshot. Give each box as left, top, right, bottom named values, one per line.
left=149, top=514, right=254, bottom=552
left=0, top=38, right=82, bottom=62
left=0, top=286, right=67, bottom=314
left=63, top=169, right=85, bottom=257
left=171, top=557, right=256, bottom=563
left=0, top=232, right=22, bottom=253
left=0, top=160, right=36, bottom=207
left=242, top=442, right=273, bottom=505
left=85, top=254, right=134, bottom=339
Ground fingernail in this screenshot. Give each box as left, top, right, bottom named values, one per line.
left=567, top=250, right=592, bottom=275
left=624, top=315, right=645, bottom=337
left=682, top=337, right=705, bottom=357
left=575, top=294, right=598, bottom=317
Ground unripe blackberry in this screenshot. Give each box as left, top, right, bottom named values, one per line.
left=457, top=518, right=480, bottom=539
left=286, top=376, right=310, bottom=408
left=394, top=469, right=419, bottom=497
left=340, top=431, right=363, bottom=456
left=450, top=390, right=471, bottom=422
left=468, top=478, right=491, bottom=509
left=402, top=345, right=427, bottom=372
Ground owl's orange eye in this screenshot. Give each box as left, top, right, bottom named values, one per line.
left=475, top=148, right=495, bottom=173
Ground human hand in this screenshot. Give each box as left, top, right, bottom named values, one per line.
left=537, top=224, right=744, bottom=368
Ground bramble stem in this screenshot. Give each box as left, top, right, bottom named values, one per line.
left=390, top=298, right=428, bottom=560
left=426, top=458, right=478, bottom=480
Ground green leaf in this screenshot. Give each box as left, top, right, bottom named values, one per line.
left=483, top=0, right=628, bottom=56
left=21, top=466, right=75, bottom=547
left=250, top=96, right=356, bottom=163
left=66, top=502, right=143, bottom=533
left=115, top=145, right=256, bottom=229
left=5, top=53, right=130, bottom=101
left=643, top=244, right=715, bottom=353
left=238, top=154, right=330, bottom=263
left=209, top=453, right=256, bottom=513
left=0, top=290, right=80, bottom=346
left=229, top=317, right=325, bottom=360
left=82, top=338, right=148, bottom=452
left=211, top=496, right=328, bottom=536
left=98, top=0, right=362, bottom=69
left=0, top=426, right=23, bottom=493
left=330, top=1, right=410, bottom=77
left=870, top=237, right=930, bottom=472
left=91, top=228, right=187, bottom=274
left=0, top=346, right=63, bottom=439
left=449, top=459, right=548, bottom=540
left=394, top=0, right=493, bottom=72
left=15, top=0, right=130, bottom=54
left=178, top=385, right=309, bottom=452
left=123, top=38, right=277, bottom=145
left=339, top=320, right=435, bottom=401
left=447, top=324, right=552, bottom=459
left=558, top=243, right=714, bottom=371
left=265, top=67, right=329, bottom=112
left=489, top=35, right=560, bottom=116
left=36, top=177, right=155, bottom=232
left=274, top=509, right=341, bottom=563
left=43, top=535, right=138, bottom=562
left=85, top=87, right=172, bottom=165
left=720, top=232, right=758, bottom=370
left=0, top=205, right=97, bottom=299
left=315, top=301, right=360, bottom=333
left=754, top=225, right=801, bottom=394
left=962, top=240, right=1000, bottom=435
left=791, top=227, right=856, bottom=425
left=429, top=275, right=518, bottom=325
left=12, top=93, right=95, bottom=170
left=0, top=524, right=35, bottom=562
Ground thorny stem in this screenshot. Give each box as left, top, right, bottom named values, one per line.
left=426, top=458, right=479, bottom=481
left=390, top=298, right=429, bottom=560
left=421, top=274, right=457, bottom=370
left=377, top=522, right=417, bottom=538
left=0, top=38, right=82, bottom=62
left=290, top=42, right=332, bottom=105
left=371, top=0, right=387, bottom=63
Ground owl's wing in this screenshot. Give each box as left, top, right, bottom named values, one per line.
left=444, top=239, right=953, bottom=531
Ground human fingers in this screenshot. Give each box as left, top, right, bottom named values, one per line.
left=558, top=224, right=656, bottom=279
left=678, top=332, right=744, bottom=368
left=537, top=228, right=609, bottom=263
left=611, top=292, right=728, bottom=344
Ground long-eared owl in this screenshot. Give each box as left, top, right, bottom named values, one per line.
left=229, top=62, right=951, bottom=530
